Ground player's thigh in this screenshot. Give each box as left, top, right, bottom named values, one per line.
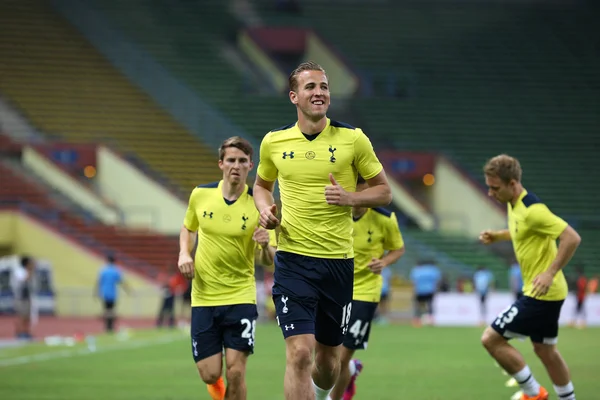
left=222, top=304, right=259, bottom=355
left=528, top=299, right=564, bottom=344
left=314, top=259, right=354, bottom=347
left=224, top=347, right=249, bottom=383
left=491, top=296, right=563, bottom=342
left=272, top=252, right=320, bottom=338
left=191, top=306, right=223, bottom=363
left=343, top=300, right=378, bottom=350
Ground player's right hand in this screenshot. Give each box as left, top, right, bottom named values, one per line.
left=260, top=204, right=280, bottom=230
left=479, top=230, right=496, bottom=245
left=177, top=253, right=195, bottom=280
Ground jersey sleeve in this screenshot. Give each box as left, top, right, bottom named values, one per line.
left=353, top=130, right=383, bottom=180
left=183, top=189, right=199, bottom=231
left=257, top=133, right=278, bottom=182
left=383, top=212, right=405, bottom=251
left=526, top=204, right=568, bottom=239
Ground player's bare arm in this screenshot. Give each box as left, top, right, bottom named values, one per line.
left=367, top=247, right=405, bottom=274
left=479, top=229, right=511, bottom=244
left=325, top=170, right=392, bottom=207
left=532, top=225, right=581, bottom=297
left=253, top=227, right=276, bottom=266
left=253, top=176, right=280, bottom=229
left=178, top=225, right=197, bottom=279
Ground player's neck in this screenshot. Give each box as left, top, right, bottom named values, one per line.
left=297, top=113, right=327, bottom=135
left=221, top=180, right=245, bottom=201
left=510, top=184, right=524, bottom=206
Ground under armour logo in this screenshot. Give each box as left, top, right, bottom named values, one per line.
left=282, top=151, right=294, bottom=159
left=328, top=145, right=337, bottom=163
left=192, top=340, right=198, bottom=357
left=281, top=296, right=289, bottom=314
left=203, top=211, right=213, bottom=219
left=241, top=214, right=249, bottom=230
left=367, top=229, right=373, bottom=243
left=248, top=338, right=254, bottom=346
left=285, top=324, right=295, bottom=331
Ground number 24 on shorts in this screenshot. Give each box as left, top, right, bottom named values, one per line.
left=495, top=306, right=519, bottom=329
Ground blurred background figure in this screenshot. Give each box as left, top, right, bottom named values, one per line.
left=571, top=265, right=587, bottom=329
left=410, top=259, right=441, bottom=326
left=509, top=259, right=524, bottom=300
left=156, top=265, right=187, bottom=329
left=11, top=255, right=35, bottom=340
left=375, top=266, right=393, bottom=325
left=473, top=265, right=495, bottom=325
left=95, top=255, right=130, bottom=333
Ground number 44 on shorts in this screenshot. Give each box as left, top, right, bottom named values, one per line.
left=495, top=305, right=519, bottom=329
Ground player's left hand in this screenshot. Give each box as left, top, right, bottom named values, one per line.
left=531, top=271, right=553, bottom=298
left=325, top=173, right=353, bottom=206
left=252, top=227, right=270, bottom=247
left=367, top=258, right=386, bottom=274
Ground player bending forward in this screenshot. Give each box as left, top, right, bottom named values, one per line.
left=178, top=137, right=277, bottom=400
left=480, top=154, right=581, bottom=400
left=329, top=175, right=405, bottom=400
left=254, top=61, right=392, bottom=400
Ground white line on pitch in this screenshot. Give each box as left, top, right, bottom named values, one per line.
left=0, top=334, right=184, bottom=368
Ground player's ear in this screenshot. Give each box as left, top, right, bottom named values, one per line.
left=249, top=160, right=254, bottom=171
left=289, top=90, right=298, bottom=105
left=218, top=159, right=224, bottom=170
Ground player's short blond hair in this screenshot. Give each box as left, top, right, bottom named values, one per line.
left=218, top=136, right=253, bottom=161
left=483, top=154, right=522, bottom=183
left=289, top=61, right=327, bottom=92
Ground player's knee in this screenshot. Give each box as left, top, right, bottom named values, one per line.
left=314, top=347, right=341, bottom=376
left=196, top=362, right=221, bottom=384
left=225, top=363, right=245, bottom=387
left=481, top=327, right=502, bottom=353
left=286, top=340, right=313, bottom=371
left=532, top=343, right=556, bottom=362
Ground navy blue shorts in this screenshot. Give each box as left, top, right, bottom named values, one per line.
left=190, top=304, right=258, bottom=362
left=272, top=251, right=354, bottom=347
left=491, top=296, right=564, bottom=344
left=343, top=300, right=378, bottom=350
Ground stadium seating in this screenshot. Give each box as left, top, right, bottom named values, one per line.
left=0, top=0, right=221, bottom=194
left=0, top=161, right=178, bottom=275
left=84, top=0, right=295, bottom=139
left=257, top=1, right=600, bottom=219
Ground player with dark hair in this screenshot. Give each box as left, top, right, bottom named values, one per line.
left=480, top=154, right=581, bottom=400
left=253, top=61, right=392, bottom=400
left=178, top=136, right=277, bottom=400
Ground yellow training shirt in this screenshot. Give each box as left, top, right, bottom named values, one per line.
left=353, top=208, right=404, bottom=302
left=257, top=119, right=383, bottom=259
left=508, top=190, right=568, bottom=301
left=183, top=181, right=277, bottom=307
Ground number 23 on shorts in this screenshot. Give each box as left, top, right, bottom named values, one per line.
left=495, top=305, right=519, bottom=329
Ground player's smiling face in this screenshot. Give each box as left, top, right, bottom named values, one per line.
left=219, top=147, right=253, bottom=184
left=485, top=175, right=513, bottom=203
left=290, top=70, right=330, bottom=121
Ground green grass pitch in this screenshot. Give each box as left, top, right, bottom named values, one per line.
left=0, top=323, right=598, bottom=399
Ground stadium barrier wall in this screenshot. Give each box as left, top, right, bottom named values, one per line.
left=0, top=211, right=160, bottom=317
left=432, top=157, right=506, bottom=237
left=96, top=146, right=186, bottom=235
left=22, top=147, right=121, bottom=226
left=433, top=292, right=600, bottom=326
